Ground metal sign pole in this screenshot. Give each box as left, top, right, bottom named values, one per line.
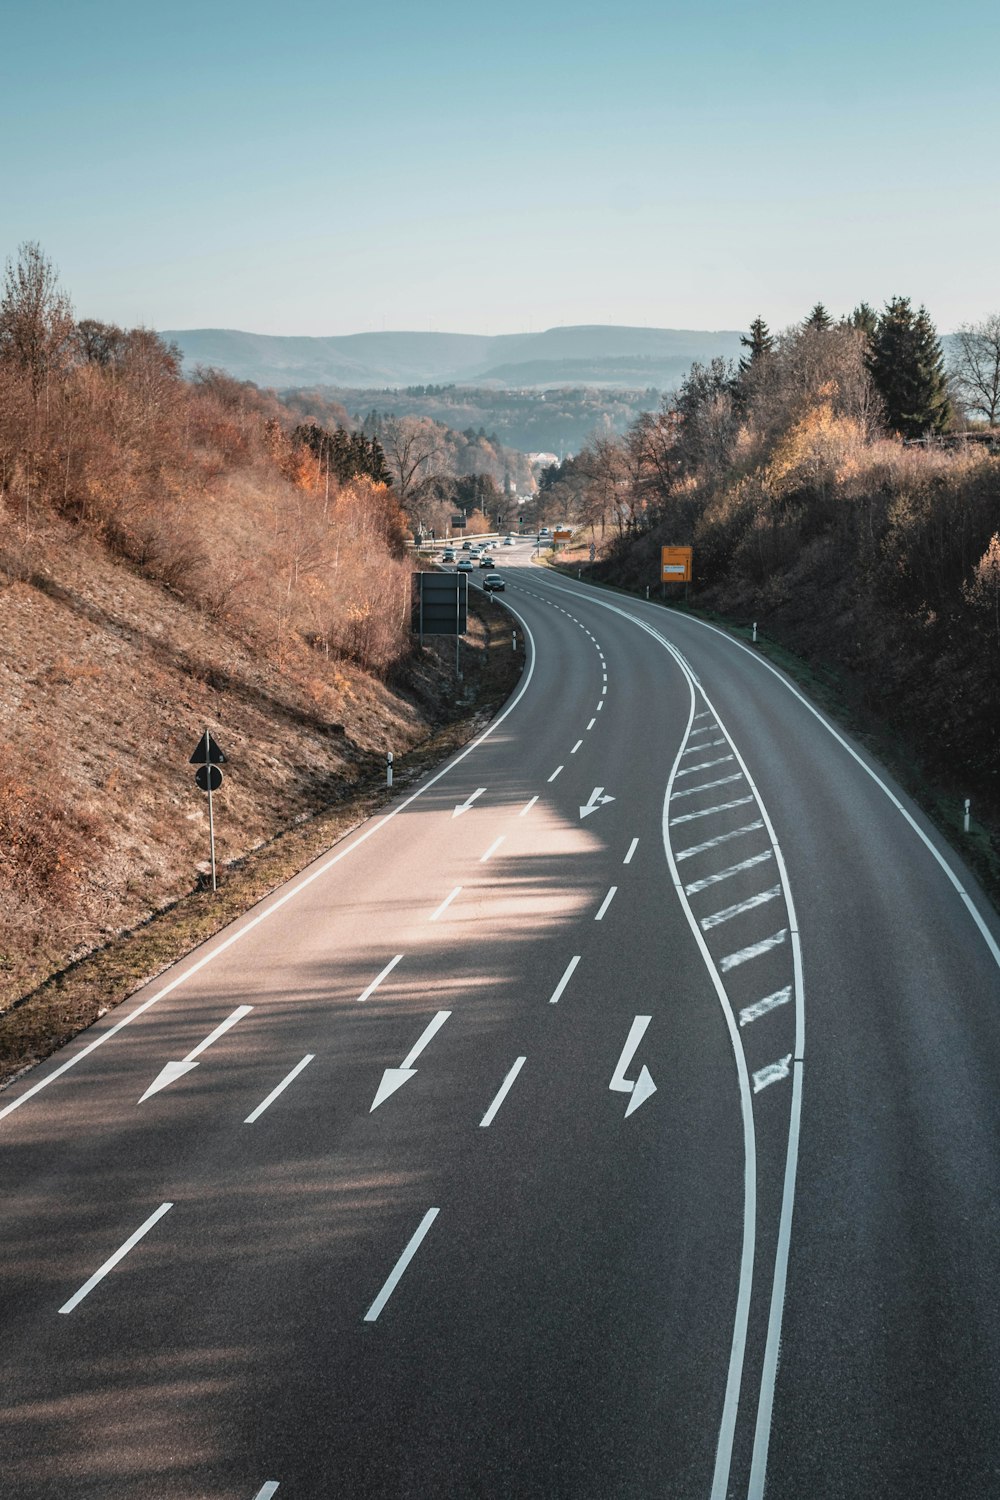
left=207, top=777, right=217, bottom=891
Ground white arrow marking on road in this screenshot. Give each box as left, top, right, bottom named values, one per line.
left=138, top=1005, right=252, bottom=1102
left=609, top=1015, right=657, bottom=1117
left=453, top=787, right=486, bottom=818
left=625, top=1066, right=657, bottom=1118
left=580, top=785, right=616, bottom=819
left=370, top=1010, right=451, bottom=1111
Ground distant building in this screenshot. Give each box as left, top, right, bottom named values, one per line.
left=529, top=452, right=560, bottom=470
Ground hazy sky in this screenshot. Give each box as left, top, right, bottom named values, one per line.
left=3, top=0, right=997, bottom=337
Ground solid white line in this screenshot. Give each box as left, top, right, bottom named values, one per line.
left=356, top=954, right=404, bottom=1003
left=571, top=739, right=583, bottom=754
left=675, top=822, right=765, bottom=860
left=594, top=886, right=618, bottom=921
left=429, top=887, right=462, bottom=922
left=675, top=755, right=734, bottom=777
left=244, top=1055, right=314, bottom=1123
left=548, top=765, right=564, bottom=782
left=720, top=930, right=788, bottom=971
left=363, top=1208, right=439, bottom=1322
left=0, top=604, right=539, bottom=1124
left=669, top=796, right=755, bottom=825
left=518, top=795, right=539, bottom=816
left=480, top=836, right=505, bottom=862
left=479, top=1056, right=526, bottom=1126
left=701, top=885, right=782, bottom=931
left=680, top=611, right=1000, bottom=973
left=253, top=1485, right=280, bottom=1500
left=548, top=955, right=581, bottom=1004
left=624, top=838, right=639, bottom=864
left=587, top=718, right=596, bottom=730
left=740, top=987, right=792, bottom=1027
left=670, top=773, right=745, bottom=799
left=59, top=1203, right=173, bottom=1313
left=753, top=1054, right=793, bottom=1093
left=685, top=851, right=773, bottom=894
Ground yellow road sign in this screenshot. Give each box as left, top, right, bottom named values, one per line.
left=661, top=546, right=693, bottom=582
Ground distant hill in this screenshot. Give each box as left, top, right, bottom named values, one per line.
left=160, top=324, right=746, bottom=391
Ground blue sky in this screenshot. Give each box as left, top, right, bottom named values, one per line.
left=2, top=0, right=997, bottom=336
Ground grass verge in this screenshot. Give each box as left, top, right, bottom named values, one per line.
left=1, top=593, right=523, bottom=1091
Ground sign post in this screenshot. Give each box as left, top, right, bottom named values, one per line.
left=190, top=730, right=226, bottom=891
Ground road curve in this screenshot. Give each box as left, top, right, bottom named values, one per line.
left=1, top=542, right=998, bottom=1500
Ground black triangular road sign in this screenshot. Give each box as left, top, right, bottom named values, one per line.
left=190, top=731, right=226, bottom=765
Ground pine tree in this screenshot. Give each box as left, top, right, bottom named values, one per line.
left=739, top=315, right=773, bottom=372
left=868, top=297, right=951, bottom=437
left=848, top=302, right=878, bottom=342
left=803, top=302, right=833, bottom=332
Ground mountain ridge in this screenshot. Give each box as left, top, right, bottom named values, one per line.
left=160, top=324, right=747, bottom=391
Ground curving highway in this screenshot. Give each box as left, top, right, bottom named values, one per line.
left=2, top=539, right=1000, bottom=1499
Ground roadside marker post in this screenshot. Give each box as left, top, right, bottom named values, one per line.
left=964, top=798, right=971, bottom=833
left=753, top=621, right=758, bottom=643
left=190, top=730, right=226, bottom=892
left=387, top=751, right=394, bottom=790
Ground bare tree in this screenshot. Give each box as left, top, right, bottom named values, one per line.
left=0, top=242, right=75, bottom=402
left=950, top=315, right=1000, bottom=425
left=380, top=416, right=443, bottom=507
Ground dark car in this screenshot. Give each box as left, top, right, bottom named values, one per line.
left=482, top=573, right=505, bottom=592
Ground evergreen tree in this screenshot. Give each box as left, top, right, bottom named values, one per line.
left=868, top=297, right=951, bottom=437
left=369, top=435, right=392, bottom=485
left=739, top=315, right=774, bottom=372
left=848, top=302, right=878, bottom=342
left=803, top=302, right=833, bottom=332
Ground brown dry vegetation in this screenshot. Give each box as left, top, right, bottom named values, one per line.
left=564, top=326, right=999, bottom=842
left=0, top=245, right=520, bottom=1022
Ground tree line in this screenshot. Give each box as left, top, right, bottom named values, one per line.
left=537, top=298, right=1000, bottom=824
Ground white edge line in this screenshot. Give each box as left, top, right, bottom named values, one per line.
left=532, top=573, right=817, bottom=1500
left=59, top=1202, right=173, bottom=1313
left=244, top=1055, right=315, bottom=1124
left=479, top=1056, right=526, bottom=1126
left=363, top=1207, right=439, bottom=1322
left=356, top=954, right=404, bottom=1003
left=548, top=955, right=581, bottom=1004
left=0, top=606, right=537, bottom=1122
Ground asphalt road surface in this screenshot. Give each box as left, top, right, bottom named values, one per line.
left=3, top=539, right=1000, bottom=1499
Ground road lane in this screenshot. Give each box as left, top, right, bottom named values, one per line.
left=3, top=541, right=997, bottom=1496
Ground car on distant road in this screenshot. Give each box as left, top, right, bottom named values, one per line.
left=502, top=537, right=514, bottom=546
left=442, top=548, right=455, bottom=561
left=461, top=541, right=473, bottom=550
left=478, top=555, right=495, bottom=568
left=456, top=559, right=474, bottom=572
left=482, top=574, right=505, bottom=592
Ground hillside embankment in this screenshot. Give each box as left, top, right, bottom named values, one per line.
left=0, top=512, right=521, bottom=1086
